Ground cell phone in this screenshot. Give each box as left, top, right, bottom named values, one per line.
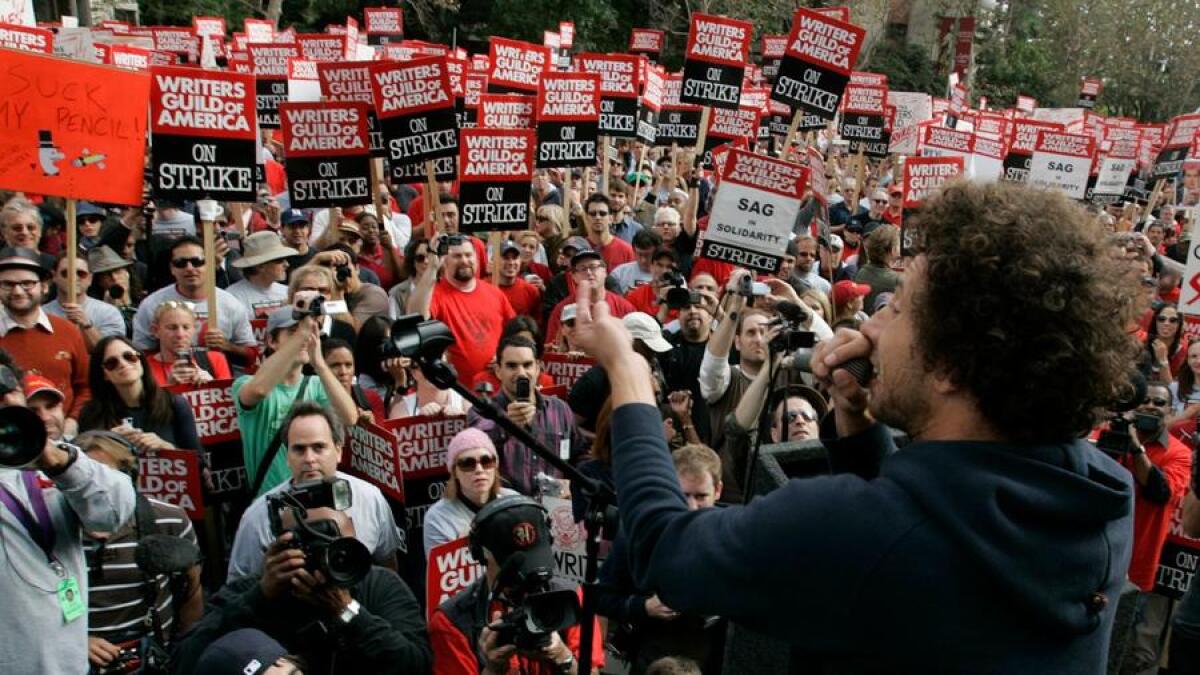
left=174, top=349, right=193, bottom=365
left=515, top=376, right=531, bottom=401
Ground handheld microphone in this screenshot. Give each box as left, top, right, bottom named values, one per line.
left=782, top=347, right=874, bottom=387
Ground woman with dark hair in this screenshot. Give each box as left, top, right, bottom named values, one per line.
left=353, top=316, right=411, bottom=410
left=388, top=237, right=432, bottom=319
left=1169, top=341, right=1200, bottom=428
left=97, top=224, right=149, bottom=300
left=322, top=337, right=386, bottom=423
left=78, top=336, right=201, bottom=453
left=355, top=210, right=404, bottom=291
left=1147, top=304, right=1188, bottom=383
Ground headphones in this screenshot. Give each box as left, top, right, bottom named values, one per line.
left=467, top=494, right=550, bottom=564
left=75, top=429, right=141, bottom=478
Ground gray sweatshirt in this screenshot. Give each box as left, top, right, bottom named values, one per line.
left=0, top=455, right=137, bottom=674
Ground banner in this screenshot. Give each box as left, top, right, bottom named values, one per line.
left=0, top=21, right=50, bottom=52
left=342, top=420, right=405, bottom=503
left=1077, top=77, right=1102, bottom=109
left=902, top=156, right=964, bottom=209
left=364, top=7, right=403, bottom=44
left=1028, top=130, right=1094, bottom=199
left=1154, top=114, right=1200, bottom=179
left=541, top=353, right=596, bottom=390
left=680, top=13, right=752, bottom=110
left=772, top=8, right=865, bottom=121
left=487, top=37, right=550, bottom=95
left=318, top=62, right=385, bottom=157
left=138, top=448, right=205, bottom=519
left=630, top=28, right=665, bottom=62
left=0, top=50, right=149, bottom=205
left=656, top=73, right=703, bottom=146
left=479, top=93, right=535, bottom=130
left=536, top=72, right=600, bottom=168
left=702, top=149, right=807, bottom=273
left=249, top=43, right=299, bottom=129
left=426, top=537, right=483, bottom=617
left=150, top=66, right=257, bottom=203
left=1002, top=119, right=1065, bottom=183
left=370, top=56, right=459, bottom=165
left=280, top=102, right=371, bottom=208
left=577, top=53, right=641, bottom=138
left=458, top=129, right=535, bottom=232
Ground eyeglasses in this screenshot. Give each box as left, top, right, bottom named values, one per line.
left=873, top=199, right=888, bottom=204
left=455, top=455, right=497, bottom=471
left=1145, top=398, right=1171, bottom=407
left=298, top=285, right=331, bottom=295
left=1157, top=315, right=1181, bottom=324
left=102, top=351, right=140, bottom=372
left=413, top=254, right=427, bottom=264
left=574, top=263, right=605, bottom=274
left=587, top=211, right=610, bottom=218
left=171, top=257, right=205, bottom=269
left=785, top=409, right=819, bottom=424
left=0, top=279, right=39, bottom=292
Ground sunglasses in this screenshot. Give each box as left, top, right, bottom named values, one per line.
left=455, top=455, right=497, bottom=471
left=171, top=257, right=205, bottom=269
left=59, top=269, right=88, bottom=279
left=587, top=211, right=610, bottom=217
left=1157, top=315, right=1181, bottom=324
left=103, top=351, right=140, bottom=372
left=1145, top=398, right=1170, bottom=407
left=414, top=254, right=427, bottom=264
left=785, top=409, right=819, bottom=424
left=873, top=199, right=888, bottom=204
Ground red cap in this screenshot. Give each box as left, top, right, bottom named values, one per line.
left=23, top=374, right=63, bottom=402
left=833, top=280, right=872, bottom=306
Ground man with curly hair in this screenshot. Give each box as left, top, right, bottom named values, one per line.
left=569, top=180, right=1140, bottom=672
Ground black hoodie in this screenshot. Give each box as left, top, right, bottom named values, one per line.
left=610, top=403, right=1134, bottom=674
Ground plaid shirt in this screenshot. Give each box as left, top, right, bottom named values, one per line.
left=468, top=391, right=585, bottom=495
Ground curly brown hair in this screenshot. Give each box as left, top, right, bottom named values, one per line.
left=907, top=180, right=1139, bottom=443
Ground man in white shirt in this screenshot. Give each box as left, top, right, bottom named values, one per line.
left=225, top=232, right=297, bottom=319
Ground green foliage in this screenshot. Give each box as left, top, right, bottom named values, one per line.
left=864, top=36, right=941, bottom=95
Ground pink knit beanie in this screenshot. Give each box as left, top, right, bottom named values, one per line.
left=445, top=428, right=497, bottom=471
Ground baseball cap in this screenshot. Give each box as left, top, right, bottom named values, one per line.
left=0, top=247, right=51, bottom=280
left=23, top=374, right=63, bottom=402
left=281, top=209, right=309, bottom=226
left=266, top=305, right=300, bottom=334
left=194, top=628, right=289, bottom=675
left=833, top=280, right=872, bottom=306
left=561, top=236, right=590, bottom=255
left=500, top=240, right=521, bottom=257
left=76, top=202, right=105, bottom=220
left=561, top=303, right=578, bottom=323
left=623, top=312, right=672, bottom=353
left=472, top=496, right=555, bottom=582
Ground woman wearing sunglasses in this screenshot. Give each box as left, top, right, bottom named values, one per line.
left=388, top=237, right=432, bottom=320
left=1147, top=304, right=1188, bottom=383
left=78, top=336, right=201, bottom=455
left=422, top=428, right=515, bottom=559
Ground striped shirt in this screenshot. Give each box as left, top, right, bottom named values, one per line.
left=83, top=498, right=196, bottom=642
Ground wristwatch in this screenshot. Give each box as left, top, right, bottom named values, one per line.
left=45, top=443, right=79, bottom=478
left=551, top=652, right=574, bottom=675
left=338, top=599, right=361, bottom=625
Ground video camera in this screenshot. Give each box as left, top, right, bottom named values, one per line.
left=292, top=292, right=349, bottom=321
left=661, top=270, right=700, bottom=309
left=493, top=576, right=581, bottom=650
left=767, top=301, right=816, bottom=354
left=436, top=233, right=468, bottom=256
left=1096, top=412, right=1161, bottom=455
left=266, top=477, right=371, bottom=586
left=736, top=274, right=770, bottom=300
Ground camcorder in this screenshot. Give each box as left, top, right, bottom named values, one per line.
left=266, top=477, right=371, bottom=586
left=736, top=274, right=770, bottom=300
left=493, top=572, right=582, bottom=650
left=662, top=270, right=701, bottom=309
left=436, top=233, right=468, bottom=256
left=292, top=292, right=349, bottom=321
left=1096, top=412, right=1162, bottom=455
left=768, top=301, right=816, bottom=354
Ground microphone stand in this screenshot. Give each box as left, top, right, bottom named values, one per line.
left=413, top=355, right=616, bottom=675
left=743, top=350, right=786, bottom=504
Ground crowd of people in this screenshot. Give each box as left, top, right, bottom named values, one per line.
left=2, top=122, right=1200, bottom=675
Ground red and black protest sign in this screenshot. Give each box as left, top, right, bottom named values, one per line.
left=370, top=56, right=459, bottom=165
left=705, top=102, right=761, bottom=161
left=703, top=149, right=808, bottom=272
left=1003, top=119, right=1065, bottom=183
left=577, top=53, right=642, bottom=138
left=479, top=93, right=535, bottom=129
left=460, top=72, right=487, bottom=128
left=193, top=16, right=225, bottom=37
left=381, top=415, right=467, bottom=533
left=656, top=74, right=704, bottom=147
left=773, top=8, right=865, bottom=122
left=249, top=43, right=299, bottom=128
left=1077, top=77, right=1102, bottom=110
left=296, top=33, right=344, bottom=62
left=1153, top=113, right=1200, bottom=179
left=364, top=7, right=403, bottom=45
left=341, top=421, right=405, bottom=503
left=630, top=28, right=665, bottom=62
left=920, top=124, right=974, bottom=161
left=488, top=37, right=550, bottom=95
left=153, top=26, right=196, bottom=61
left=138, top=449, right=204, bottom=519
left=458, top=129, right=535, bottom=232
left=426, top=538, right=483, bottom=618
left=541, top=353, right=597, bottom=390
left=680, top=13, right=752, bottom=110
left=536, top=72, right=601, bottom=168
left=445, top=56, right=468, bottom=125
left=1153, top=501, right=1200, bottom=600
left=318, top=62, right=385, bottom=157
left=150, top=66, right=257, bottom=202
left=638, top=64, right=665, bottom=145
left=168, top=379, right=244, bottom=500
left=761, top=35, right=788, bottom=84
left=0, top=22, right=52, bottom=52
left=902, top=156, right=964, bottom=209
left=838, top=83, right=888, bottom=157
left=280, top=102, right=371, bottom=208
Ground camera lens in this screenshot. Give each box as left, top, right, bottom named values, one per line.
left=320, top=537, right=372, bottom=586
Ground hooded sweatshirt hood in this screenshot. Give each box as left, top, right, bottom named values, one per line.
left=883, top=438, right=1134, bottom=637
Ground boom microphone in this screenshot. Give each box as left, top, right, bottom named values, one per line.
left=766, top=300, right=809, bottom=327
left=135, top=534, right=201, bottom=576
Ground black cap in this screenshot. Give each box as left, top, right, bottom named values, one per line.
left=193, top=628, right=289, bottom=675
left=472, top=496, right=555, bottom=586
left=0, top=247, right=50, bottom=280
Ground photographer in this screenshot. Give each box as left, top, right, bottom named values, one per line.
left=429, top=495, right=603, bottom=674
left=228, top=402, right=402, bottom=581
left=311, top=246, right=388, bottom=330
left=625, top=249, right=682, bottom=324
left=570, top=182, right=1141, bottom=671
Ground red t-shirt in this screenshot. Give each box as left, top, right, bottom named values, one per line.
left=545, top=290, right=636, bottom=344
left=264, top=158, right=287, bottom=196
left=689, top=257, right=735, bottom=288
left=498, top=277, right=542, bottom=320
left=429, top=279, right=516, bottom=385
left=470, top=368, right=555, bottom=396
left=625, top=284, right=679, bottom=323
left=590, top=237, right=636, bottom=270
left=147, top=351, right=233, bottom=386
left=1119, top=435, right=1193, bottom=590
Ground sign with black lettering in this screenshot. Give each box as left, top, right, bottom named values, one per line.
left=249, top=43, right=299, bottom=129
left=1077, top=77, right=1101, bottom=109
left=1094, top=136, right=1137, bottom=198
left=150, top=66, right=256, bottom=202
left=680, top=13, right=751, bottom=110
left=391, top=155, right=458, bottom=183
left=364, top=7, right=403, bottom=45
left=773, top=8, right=865, bottom=122
left=370, top=56, right=459, bottom=165
left=629, top=28, right=665, bottom=62
left=487, top=36, right=550, bottom=95
left=577, top=53, right=641, bottom=138
left=446, top=56, right=468, bottom=127
left=1153, top=113, right=1200, bottom=179
left=902, top=156, right=964, bottom=209
left=839, top=82, right=887, bottom=156
left=0, top=22, right=52, bottom=52
left=761, top=34, right=787, bottom=83
left=536, top=72, right=600, bottom=168
left=638, top=64, right=664, bottom=145
left=380, top=415, right=466, bottom=537
left=1027, top=130, right=1094, bottom=199
left=458, top=129, right=535, bottom=232
left=317, top=62, right=386, bottom=157
left=1153, top=502, right=1200, bottom=600
left=341, top=421, right=405, bottom=503
left=1002, top=119, right=1065, bottom=184
left=280, top=102, right=371, bottom=208
left=702, top=148, right=807, bottom=273
left=479, top=93, right=535, bottom=129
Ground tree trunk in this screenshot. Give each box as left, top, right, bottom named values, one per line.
left=266, top=0, right=284, bottom=26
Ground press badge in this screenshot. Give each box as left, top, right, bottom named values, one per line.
left=559, top=436, right=570, bottom=461
left=58, top=576, right=84, bottom=623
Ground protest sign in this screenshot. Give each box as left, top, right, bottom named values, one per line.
left=1154, top=114, right=1200, bottom=180
left=249, top=43, right=299, bottom=129
left=541, top=353, right=596, bottom=390
left=364, top=7, right=403, bottom=44
left=138, top=449, right=204, bottom=519
left=426, top=538, right=484, bottom=617
left=761, top=34, right=788, bottom=83
left=702, top=149, right=807, bottom=273
left=630, top=28, right=665, bottom=62
left=392, top=155, right=458, bottom=184
left=244, top=18, right=273, bottom=43
left=1027, top=130, right=1094, bottom=199
left=170, top=379, right=240, bottom=444
left=638, top=64, right=664, bottom=145
left=704, top=103, right=761, bottom=162
left=458, top=129, right=535, bottom=232
left=536, top=72, right=600, bottom=168
left=577, top=53, right=641, bottom=138
left=318, top=62, right=385, bottom=157
left=370, top=56, right=458, bottom=166
left=970, top=133, right=1005, bottom=182
left=460, top=71, right=487, bottom=128
left=1153, top=501, right=1200, bottom=600
left=153, top=27, right=195, bottom=61
left=656, top=74, right=703, bottom=146
left=772, top=8, right=865, bottom=122
left=1095, top=140, right=1138, bottom=199
left=0, top=0, right=33, bottom=26
left=280, top=102, right=371, bottom=208
left=0, top=21, right=50, bottom=52
left=296, top=33, right=344, bottom=62
left=287, top=58, right=321, bottom=102
left=150, top=66, right=257, bottom=203
left=920, top=124, right=973, bottom=163
left=341, top=420, right=406, bottom=503
left=1077, top=77, right=1102, bottom=109
left=888, top=91, right=932, bottom=154
left=542, top=496, right=607, bottom=585
left=680, top=13, right=751, bottom=110
left=902, top=156, right=964, bottom=209
left=559, top=21, right=575, bottom=49
left=839, top=83, right=888, bottom=157
left=1002, top=119, right=1065, bottom=183
left=479, top=93, right=535, bottom=130
left=0, top=50, right=148, bottom=205
left=193, top=16, right=225, bottom=38
left=488, top=37, right=550, bottom=95
left=382, top=414, right=466, bottom=534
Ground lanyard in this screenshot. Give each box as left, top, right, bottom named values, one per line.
left=0, top=472, right=60, bottom=571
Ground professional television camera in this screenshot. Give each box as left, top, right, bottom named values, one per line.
left=266, top=477, right=371, bottom=587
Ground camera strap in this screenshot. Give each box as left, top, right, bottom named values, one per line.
left=249, top=375, right=311, bottom=497
left=0, top=472, right=58, bottom=568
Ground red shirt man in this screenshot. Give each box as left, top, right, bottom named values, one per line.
left=545, top=246, right=635, bottom=344
left=495, top=241, right=542, bottom=320
left=582, top=194, right=635, bottom=269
